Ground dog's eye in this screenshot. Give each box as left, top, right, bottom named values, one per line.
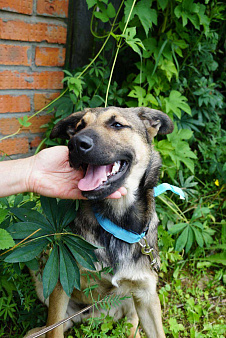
left=111, top=122, right=124, bottom=129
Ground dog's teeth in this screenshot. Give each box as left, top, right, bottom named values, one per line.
left=111, top=161, right=121, bottom=175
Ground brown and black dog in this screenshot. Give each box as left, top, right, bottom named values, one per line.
left=27, top=107, right=174, bottom=338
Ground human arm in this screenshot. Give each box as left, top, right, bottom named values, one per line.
left=0, top=146, right=127, bottom=199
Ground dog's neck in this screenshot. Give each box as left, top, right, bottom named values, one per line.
left=91, top=184, right=155, bottom=236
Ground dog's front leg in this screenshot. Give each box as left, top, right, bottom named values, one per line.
left=46, top=281, right=69, bottom=338
left=132, top=288, right=165, bottom=338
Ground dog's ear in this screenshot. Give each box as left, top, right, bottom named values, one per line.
left=50, top=112, right=85, bottom=139
left=134, top=107, right=174, bottom=137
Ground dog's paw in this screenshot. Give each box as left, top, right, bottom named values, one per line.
left=24, top=326, right=46, bottom=338
left=128, top=328, right=141, bottom=338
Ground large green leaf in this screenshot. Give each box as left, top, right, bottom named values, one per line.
left=0, top=229, right=15, bottom=250
left=205, top=252, right=226, bottom=266
left=9, top=207, right=53, bottom=231
left=43, top=245, right=59, bottom=299
left=66, top=234, right=98, bottom=251
left=59, top=243, right=76, bottom=297
left=40, top=196, right=57, bottom=230
left=185, top=226, right=194, bottom=253
left=0, top=209, right=8, bottom=223
left=134, top=0, right=157, bottom=36
left=69, top=254, right=80, bottom=290
left=159, top=59, right=178, bottom=81
left=4, top=239, right=48, bottom=263
left=164, top=90, right=191, bottom=118
left=175, top=226, right=188, bottom=252
left=168, top=223, right=188, bottom=235
left=7, top=222, right=50, bottom=239
left=56, top=200, right=77, bottom=230
left=192, top=226, right=204, bottom=248
left=65, top=237, right=96, bottom=270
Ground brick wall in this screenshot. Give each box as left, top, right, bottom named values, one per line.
left=0, top=0, right=69, bottom=158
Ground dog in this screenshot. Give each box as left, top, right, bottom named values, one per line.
left=27, top=106, right=174, bottom=338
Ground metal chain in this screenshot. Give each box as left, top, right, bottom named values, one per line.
left=139, top=236, right=158, bottom=268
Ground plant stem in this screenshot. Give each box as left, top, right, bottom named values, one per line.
left=105, top=0, right=137, bottom=106
left=157, top=195, right=188, bottom=222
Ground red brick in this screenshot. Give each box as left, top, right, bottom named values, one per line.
left=29, top=136, right=43, bottom=149
left=34, top=92, right=60, bottom=110
left=0, top=44, right=31, bottom=66
left=0, top=0, right=33, bottom=15
left=35, top=47, right=66, bottom=67
left=0, top=94, right=31, bottom=113
left=37, top=0, right=68, bottom=18
left=0, top=70, right=64, bottom=89
left=0, top=19, right=67, bottom=44
left=0, top=115, right=53, bottom=135
left=0, top=137, right=29, bottom=156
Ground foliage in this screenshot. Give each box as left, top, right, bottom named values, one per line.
left=0, top=195, right=97, bottom=299
left=0, top=260, right=47, bottom=337
left=158, top=265, right=225, bottom=338
left=67, top=314, right=133, bottom=338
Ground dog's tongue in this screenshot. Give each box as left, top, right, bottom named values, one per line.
left=78, top=164, right=112, bottom=191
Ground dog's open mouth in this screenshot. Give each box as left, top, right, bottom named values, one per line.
left=78, top=160, right=129, bottom=192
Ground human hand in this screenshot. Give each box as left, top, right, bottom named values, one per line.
left=27, top=146, right=127, bottom=199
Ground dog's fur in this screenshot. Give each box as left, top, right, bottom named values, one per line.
left=27, top=107, right=174, bottom=338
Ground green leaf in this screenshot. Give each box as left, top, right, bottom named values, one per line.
left=66, top=235, right=98, bottom=251
left=192, top=226, right=204, bottom=248
left=175, top=226, right=189, bottom=252
left=128, top=86, right=146, bottom=106
left=159, top=59, right=178, bottom=81
left=56, top=200, right=77, bottom=231
left=18, top=115, right=31, bottom=127
left=13, top=195, right=23, bottom=207
left=0, top=209, right=8, bottom=223
left=106, top=3, right=116, bottom=18
left=168, top=223, right=188, bottom=235
left=180, top=157, right=195, bottom=174
left=0, top=229, right=15, bottom=250
left=86, top=0, right=97, bottom=10
left=67, top=77, right=84, bottom=97
left=40, top=196, right=57, bottom=230
left=59, top=243, right=76, bottom=297
left=7, top=222, right=48, bottom=239
left=63, top=69, right=73, bottom=77
left=4, top=239, right=48, bottom=263
left=9, top=207, right=53, bottom=231
left=164, top=90, right=191, bottom=118
left=158, top=0, right=168, bottom=10
left=134, top=0, right=157, bottom=36
left=174, top=0, right=199, bottom=28
left=43, top=245, right=59, bottom=299
left=185, top=226, right=194, bottom=253
left=65, top=237, right=96, bottom=270
left=205, top=252, right=226, bottom=266
left=122, top=28, right=146, bottom=57
left=26, top=258, right=39, bottom=271
left=89, top=95, right=104, bottom=108
left=70, top=256, right=80, bottom=290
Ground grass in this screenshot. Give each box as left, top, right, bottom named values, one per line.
left=65, top=263, right=225, bottom=338
left=0, top=257, right=225, bottom=337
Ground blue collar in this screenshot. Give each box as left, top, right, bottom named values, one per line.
left=94, top=183, right=185, bottom=244
left=94, top=212, right=147, bottom=244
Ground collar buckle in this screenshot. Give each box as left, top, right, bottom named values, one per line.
left=139, top=236, right=157, bottom=267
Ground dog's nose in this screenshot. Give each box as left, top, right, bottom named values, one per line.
left=68, top=135, right=94, bottom=155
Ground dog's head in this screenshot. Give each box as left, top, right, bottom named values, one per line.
left=50, top=107, right=173, bottom=200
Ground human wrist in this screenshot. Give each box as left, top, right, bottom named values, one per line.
left=0, top=157, right=34, bottom=197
